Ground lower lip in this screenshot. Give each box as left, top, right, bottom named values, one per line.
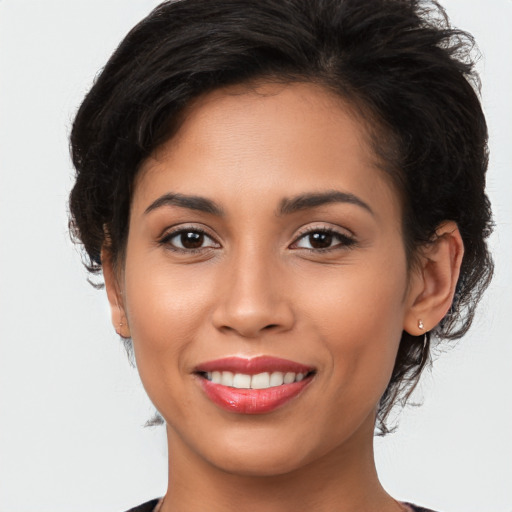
left=198, top=376, right=313, bottom=414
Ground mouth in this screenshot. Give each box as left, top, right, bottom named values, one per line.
left=194, top=356, right=316, bottom=414
left=202, top=369, right=311, bottom=388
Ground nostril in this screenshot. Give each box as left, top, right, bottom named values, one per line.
left=263, top=324, right=279, bottom=330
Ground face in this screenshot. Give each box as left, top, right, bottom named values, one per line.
left=110, top=83, right=421, bottom=476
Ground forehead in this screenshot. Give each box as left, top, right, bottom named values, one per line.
left=134, top=82, right=399, bottom=222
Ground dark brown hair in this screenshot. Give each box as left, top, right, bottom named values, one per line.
left=69, top=0, right=493, bottom=434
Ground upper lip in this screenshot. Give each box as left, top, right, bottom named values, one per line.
left=195, top=356, right=315, bottom=375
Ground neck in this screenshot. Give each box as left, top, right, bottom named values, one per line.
left=161, top=413, right=400, bottom=512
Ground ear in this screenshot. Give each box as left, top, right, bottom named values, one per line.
left=403, top=221, right=464, bottom=335
left=101, top=248, right=131, bottom=338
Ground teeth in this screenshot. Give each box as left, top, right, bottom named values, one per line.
left=233, top=373, right=251, bottom=388
left=251, top=372, right=270, bottom=389
left=283, top=372, right=295, bottom=384
left=221, top=371, right=234, bottom=387
left=205, top=371, right=308, bottom=389
left=269, top=371, right=284, bottom=386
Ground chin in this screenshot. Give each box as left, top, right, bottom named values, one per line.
left=209, top=446, right=311, bottom=478
left=189, top=423, right=328, bottom=478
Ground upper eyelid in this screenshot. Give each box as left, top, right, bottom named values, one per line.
left=158, top=226, right=221, bottom=251
left=160, top=223, right=218, bottom=240
left=157, top=223, right=354, bottom=247
left=289, top=225, right=357, bottom=250
left=292, top=223, right=354, bottom=240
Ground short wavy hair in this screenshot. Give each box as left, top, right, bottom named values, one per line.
left=69, top=0, right=493, bottom=434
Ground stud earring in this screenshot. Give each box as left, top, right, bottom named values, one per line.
left=418, top=319, right=424, bottom=330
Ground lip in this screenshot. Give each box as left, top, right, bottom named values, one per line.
left=195, top=356, right=315, bottom=414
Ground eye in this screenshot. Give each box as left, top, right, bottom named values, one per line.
left=160, top=228, right=220, bottom=251
left=292, top=228, right=356, bottom=251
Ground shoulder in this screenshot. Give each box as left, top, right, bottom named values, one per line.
left=123, top=498, right=161, bottom=512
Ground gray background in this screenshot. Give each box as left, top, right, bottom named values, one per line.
left=0, top=1, right=511, bottom=511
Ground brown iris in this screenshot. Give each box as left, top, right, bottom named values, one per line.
left=308, top=232, right=333, bottom=249
left=180, top=231, right=204, bottom=249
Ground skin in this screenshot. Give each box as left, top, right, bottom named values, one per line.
left=103, top=83, right=463, bottom=512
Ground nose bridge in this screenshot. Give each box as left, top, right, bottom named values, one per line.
left=212, top=241, right=293, bottom=337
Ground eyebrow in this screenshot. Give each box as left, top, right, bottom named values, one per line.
left=278, top=190, right=374, bottom=216
left=144, top=193, right=224, bottom=216
left=144, top=190, right=373, bottom=217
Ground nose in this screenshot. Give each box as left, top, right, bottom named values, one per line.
left=211, top=250, right=295, bottom=339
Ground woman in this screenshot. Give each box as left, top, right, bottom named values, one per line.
left=68, top=0, right=493, bottom=511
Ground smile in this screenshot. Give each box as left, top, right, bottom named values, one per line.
left=205, top=370, right=307, bottom=389
left=195, top=356, right=316, bottom=414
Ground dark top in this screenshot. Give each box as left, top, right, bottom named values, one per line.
left=124, top=498, right=437, bottom=512
left=125, top=499, right=160, bottom=512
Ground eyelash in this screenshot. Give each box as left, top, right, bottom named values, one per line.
left=159, top=226, right=219, bottom=253
left=290, top=227, right=357, bottom=252
left=158, top=226, right=357, bottom=253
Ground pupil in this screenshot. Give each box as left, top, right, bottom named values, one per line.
left=309, top=232, right=332, bottom=249
left=181, top=231, right=204, bottom=249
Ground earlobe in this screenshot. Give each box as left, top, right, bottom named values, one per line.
left=101, top=248, right=131, bottom=338
left=404, top=221, right=464, bottom=335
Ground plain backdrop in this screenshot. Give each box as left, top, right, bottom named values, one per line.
left=0, top=1, right=511, bottom=511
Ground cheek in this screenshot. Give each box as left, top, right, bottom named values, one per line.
left=298, top=254, right=407, bottom=393
left=298, top=253, right=407, bottom=335
left=120, top=255, right=222, bottom=426
left=121, top=252, right=216, bottom=379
